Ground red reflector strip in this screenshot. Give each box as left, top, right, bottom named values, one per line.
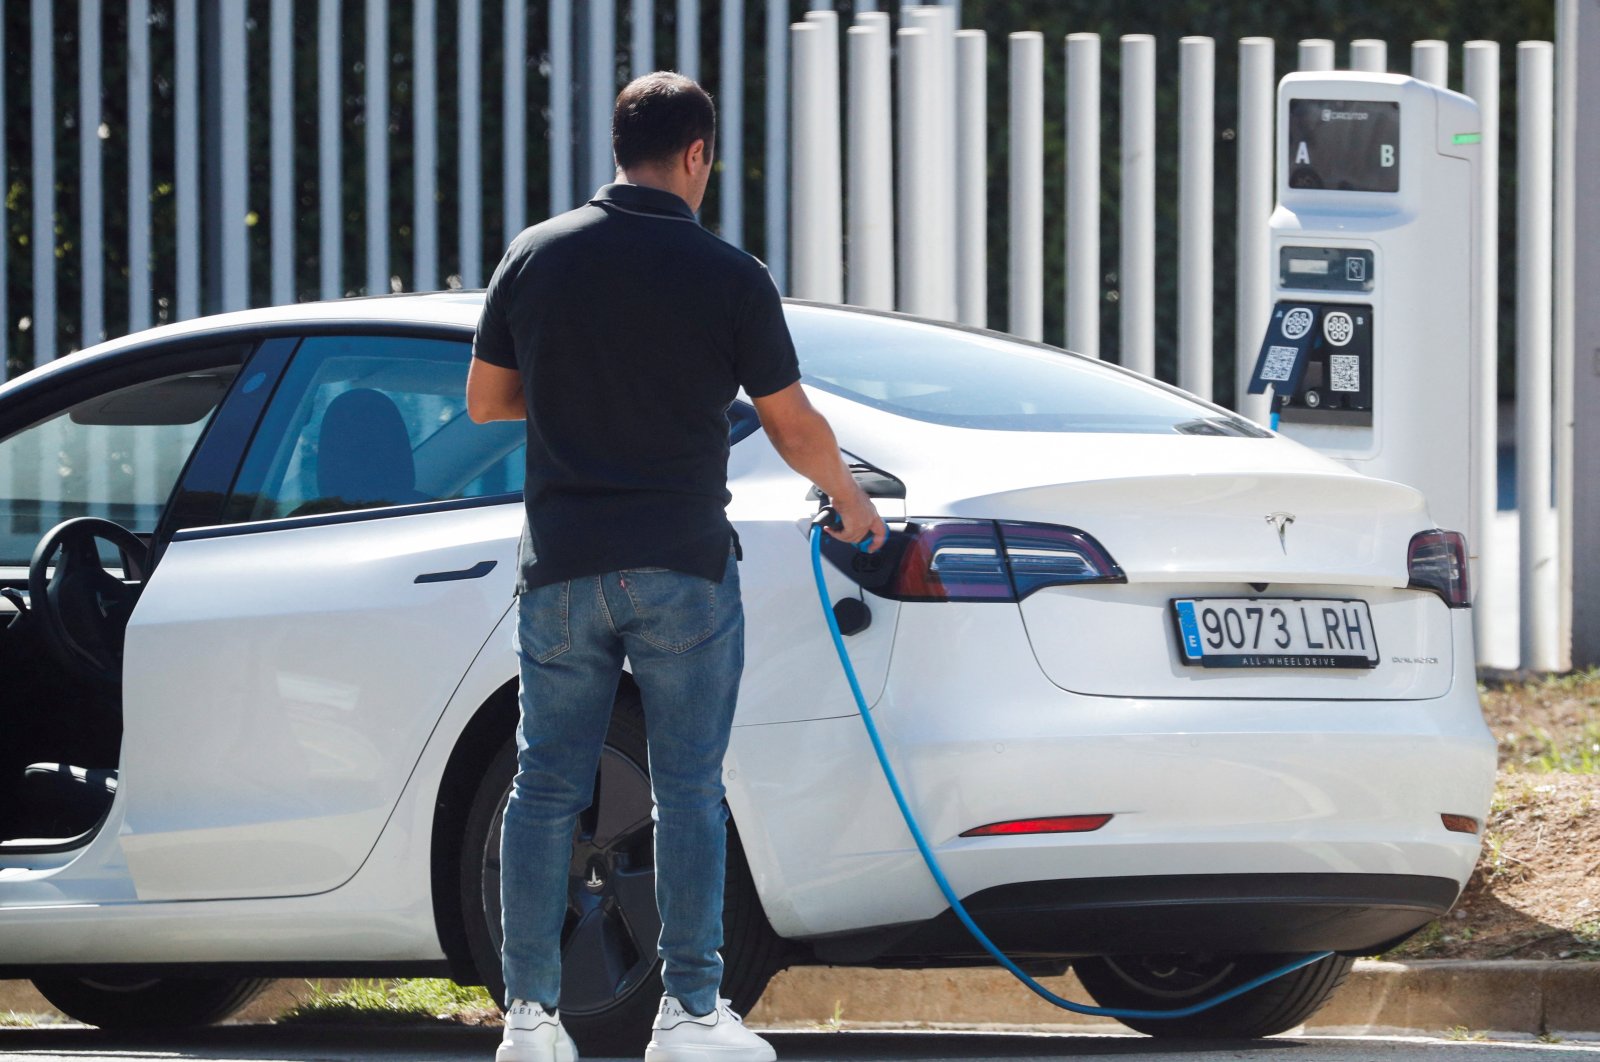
left=1441, top=814, right=1480, bottom=835
left=960, top=814, right=1112, bottom=838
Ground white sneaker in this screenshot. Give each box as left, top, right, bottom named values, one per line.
left=645, top=996, right=776, bottom=1062
left=496, top=999, right=578, bottom=1062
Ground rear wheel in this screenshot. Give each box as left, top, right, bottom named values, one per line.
left=460, top=689, right=785, bottom=1056
left=30, top=974, right=270, bottom=1029
left=1071, top=951, right=1354, bottom=1038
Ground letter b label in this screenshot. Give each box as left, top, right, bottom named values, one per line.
left=1380, top=144, right=1396, bottom=168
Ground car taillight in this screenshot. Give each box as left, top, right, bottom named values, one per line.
left=821, top=518, right=1124, bottom=602
left=1407, top=529, right=1470, bottom=608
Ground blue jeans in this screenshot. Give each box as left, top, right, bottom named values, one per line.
left=500, top=550, right=743, bottom=1017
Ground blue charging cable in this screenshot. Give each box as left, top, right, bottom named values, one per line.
left=807, top=514, right=1334, bottom=1020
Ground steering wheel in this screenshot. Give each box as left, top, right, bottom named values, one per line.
left=27, top=518, right=150, bottom=688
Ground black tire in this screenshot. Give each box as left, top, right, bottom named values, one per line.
left=1071, top=951, right=1355, bottom=1038
left=460, top=687, right=785, bottom=1057
left=30, top=974, right=270, bottom=1030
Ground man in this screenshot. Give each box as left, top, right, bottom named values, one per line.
left=467, top=72, right=886, bottom=1062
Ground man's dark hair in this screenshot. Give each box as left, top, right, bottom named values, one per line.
left=612, top=72, right=716, bottom=171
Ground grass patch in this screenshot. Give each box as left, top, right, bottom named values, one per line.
left=0, top=1012, right=37, bottom=1028
left=279, top=979, right=498, bottom=1025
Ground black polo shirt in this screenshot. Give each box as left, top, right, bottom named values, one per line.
left=472, top=183, right=801, bottom=591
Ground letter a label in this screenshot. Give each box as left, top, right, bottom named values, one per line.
left=1295, top=141, right=1311, bottom=165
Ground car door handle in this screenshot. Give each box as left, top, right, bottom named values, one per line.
left=414, top=560, right=497, bottom=584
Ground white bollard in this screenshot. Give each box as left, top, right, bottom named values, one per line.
left=678, top=0, right=699, bottom=80
left=1411, top=39, right=1448, bottom=86
left=1235, top=37, right=1274, bottom=421
left=790, top=20, right=843, bottom=302
left=503, top=0, right=526, bottom=245
left=897, top=27, right=951, bottom=318
left=632, top=0, right=654, bottom=74
left=587, top=0, right=617, bottom=196
left=1178, top=36, right=1214, bottom=399
left=548, top=0, right=572, bottom=215
left=1518, top=41, right=1556, bottom=671
left=1465, top=42, right=1501, bottom=646
left=1119, top=34, right=1154, bottom=376
left=956, top=29, right=987, bottom=328
left=1065, top=32, right=1100, bottom=358
left=1349, top=39, right=1387, bottom=73
left=1298, top=38, right=1334, bottom=72
left=1555, top=0, right=1578, bottom=669
left=765, top=0, right=788, bottom=290
left=906, top=6, right=958, bottom=318
left=720, top=0, right=744, bottom=245
left=1009, top=31, right=1044, bottom=342
left=847, top=15, right=894, bottom=310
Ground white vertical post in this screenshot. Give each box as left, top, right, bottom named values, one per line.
left=1178, top=36, right=1214, bottom=399
left=678, top=0, right=699, bottom=80
left=550, top=0, right=573, bottom=214
left=955, top=29, right=986, bottom=328
left=904, top=7, right=957, bottom=319
left=1065, top=32, right=1099, bottom=357
left=271, top=0, right=294, bottom=304
left=1555, top=0, right=1578, bottom=668
left=364, top=0, right=388, bottom=295
left=1009, top=31, right=1044, bottom=342
left=765, top=0, right=788, bottom=290
left=588, top=1, right=617, bottom=195
left=1298, top=39, right=1334, bottom=72
left=317, top=0, right=342, bottom=300
left=632, top=0, right=655, bottom=74
left=1119, top=33, right=1153, bottom=375
left=413, top=0, right=438, bottom=290
left=1349, top=39, right=1387, bottom=73
left=29, top=0, right=53, bottom=361
left=719, top=0, right=743, bottom=242
left=1518, top=41, right=1555, bottom=671
left=789, top=18, right=842, bottom=303
left=1465, top=41, right=1500, bottom=647
left=503, top=0, right=526, bottom=244
left=221, top=5, right=249, bottom=310
left=847, top=15, right=894, bottom=310
left=80, top=0, right=104, bottom=346
left=897, top=27, right=947, bottom=318
left=459, top=0, right=483, bottom=286
left=1411, top=40, right=1448, bottom=87
left=174, top=0, right=199, bottom=318
left=1236, top=36, right=1274, bottom=420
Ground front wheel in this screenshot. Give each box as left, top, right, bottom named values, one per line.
left=30, top=974, right=270, bottom=1029
left=459, top=690, right=785, bottom=1056
left=1071, top=952, right=1355, bottom=1038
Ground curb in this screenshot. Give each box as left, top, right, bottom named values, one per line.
left=4, top=960, right=1598, bottom=1040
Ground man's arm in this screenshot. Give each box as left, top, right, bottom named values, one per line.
left=466, top=359, right=526, bottom=423
left=751, top=382, right=888, bottom=551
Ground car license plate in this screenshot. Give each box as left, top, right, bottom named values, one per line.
left=1171, top=597, right=1379, bottom=669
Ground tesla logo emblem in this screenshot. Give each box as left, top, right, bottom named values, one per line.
left=584, top=867, right=605, bottom=891
left=1266, top=512, right=1295, bottom=553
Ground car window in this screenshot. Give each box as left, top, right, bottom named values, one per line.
left=224, top=335, right=525, bottom=523
left=788, top=309, right=1267, bottom=437
left=0, top=366, right=238, bottom=567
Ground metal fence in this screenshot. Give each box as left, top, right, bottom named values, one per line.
left=0, top=1, right=1572, bottom=671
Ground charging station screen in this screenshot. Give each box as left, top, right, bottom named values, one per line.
left=1287, top=99, right=1400, bottom=193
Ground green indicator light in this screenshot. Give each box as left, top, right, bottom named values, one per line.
left=1453, top=132, right=1483, bottom=144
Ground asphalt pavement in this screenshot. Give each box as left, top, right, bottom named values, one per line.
left=1, top=1027, right=1598, bottom=1061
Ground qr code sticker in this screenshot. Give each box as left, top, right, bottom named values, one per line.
left=1330, top=354, right=1361, bottom=392
left=1261, top=345, right=1299, bottom=382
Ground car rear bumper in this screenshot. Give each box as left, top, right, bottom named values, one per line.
left=800, top=872, right=1458, bottom=964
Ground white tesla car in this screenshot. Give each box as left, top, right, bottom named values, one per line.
left=0, top=295, right=1493, bottom=1047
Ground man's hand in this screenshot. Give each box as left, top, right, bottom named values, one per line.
left=466, top=358, right=526, bottom=423
left=751, top=382, right=889, bottom=553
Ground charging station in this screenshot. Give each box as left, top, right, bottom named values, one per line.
left=1248, top=73, right=1482, bottom=545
